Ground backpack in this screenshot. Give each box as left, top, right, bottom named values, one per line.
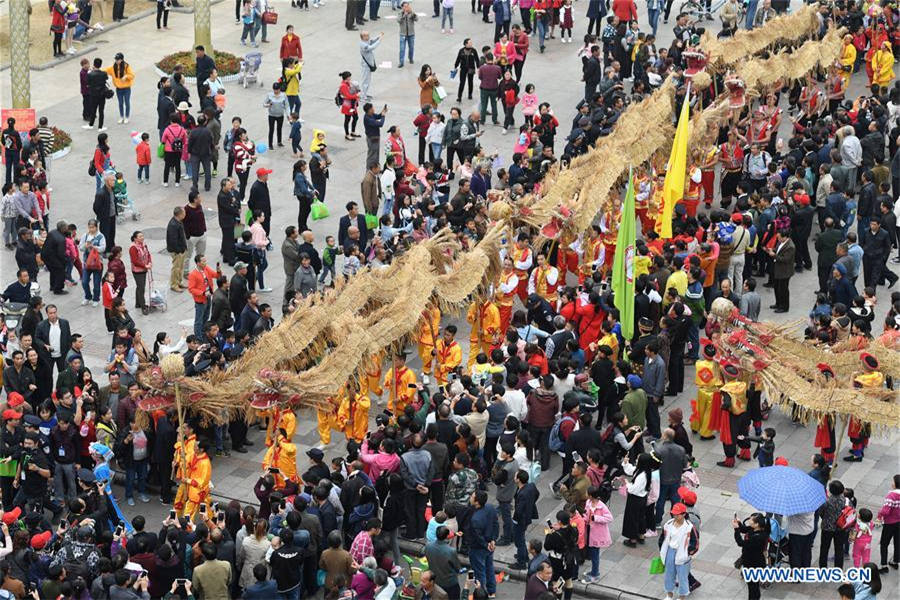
left=171, top=136, right=184, bottom=153
left=334, top=90, right=343, bottom=106
left=88, top=158, right=96, bottom=177
left=276, top=77, right=287, bottom=92
left=548, top=414, right=575, bottom=452
left=836, top=503, right=856, bottom=530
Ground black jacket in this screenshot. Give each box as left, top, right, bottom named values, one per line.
left=40, top=229, right=67, bottom=269
left=861, top=226, right=891, bottom=261
left=34, top=317, right=72, bottom=364
left=217, top=189, right=241, bottom=229
left=734, top=526, right=767, bottom=568
left=337, top=214, right=369, bottom=250
left=248, top=181, right=271, bottom=218
left=196, top=54, right=216, bottom=85
left=15, top=237, right=39, bottom=279
left=172, top=82, right=191, bottom=107
left=157, top=91, right=176, bottom=132
left=297, top=241, right=322, bottom=274
left=454, top=47, right=480, bottom=72
left=86, top=69, right=109, bottom=98
left=229, top=274, right=250, bottom=323
left=166, top=217, right=187, bottom=254
left=188, top=126, right=214, bottom=158
left=790, top=205, right=815, bottom=240
left=93, top=186, right=115, bottom=222
left=513, top=482, right=540, bottom=526
left=857, top=182, right=877, bottom=220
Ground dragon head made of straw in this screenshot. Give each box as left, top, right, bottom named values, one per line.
left=249, top=368, right=302, bottom=411
left=683, top=47, right=710, bottom=79
left=136, top=354, right=185, bottom=412
left=724, top=71, right=747, bottom=109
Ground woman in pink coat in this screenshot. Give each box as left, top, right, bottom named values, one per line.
left=493, top=34, right=518, bottom=72
left=359, top=437, right=402, bottom=481
left=582, top=486, right=614, bottom=583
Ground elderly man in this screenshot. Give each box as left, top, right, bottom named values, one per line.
left=359, top=31, right=383, bottom=102
left=12, top=180, right=40, bottom=231
left=92, top=171, right=117, bottom=253
left=282, top=226, right=301, bottom=296
left=40, top=221, right=69, bottom=296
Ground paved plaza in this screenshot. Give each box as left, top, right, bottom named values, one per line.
left=2, top=0, right=899, bottom=598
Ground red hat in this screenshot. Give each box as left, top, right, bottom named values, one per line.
left=730, top=212, right=743, bottom=224
left=2, top=507, right=21, bottom=526
left=816, top=362, right=835, bottom=378
left=774, top=456, right=789, bottom=466
left=256, top=167, right=273, bottom=177
left=6, top=392, right=24, bottom=408
left=860, top=352, right=879, bottom=372
left=670, top=503, right=688, bottom=515
left=677, top=486, right=697, bottom=506
left=2, top=409, right=20, bottom=421
left=30, top=530, right=52, bottom=550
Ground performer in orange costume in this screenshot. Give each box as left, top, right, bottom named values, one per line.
left=527, top=252, right=559, bottom=307
left=172, top=422, right=198, bottom=517
left=510, top=233, right=533, bottom=302
left=466, top=299, right=501, bottom=368
left=416, top=307, right=441, bottom=376
left=682, top=150, right=703, bottom=218
left=364, top=351, right=384, bottom=404
left=433, top=325, right=463, bottom=386
left=337, top=378, right=371, bottom=443
left=845, top=353, right=884, bottom=462
left=260, top=405, right=297, bottom=447
left=556, top=229, right=579, bottom=280
left=263, top=428, right=299, bottom=489
left=578, top=225, right=604, bottom=284
left=182, top=440, right=212, bottom=520
left=382, top=351, right=417, bottom=415
left=700, top=145, right=718, bottom=208
left=690, top=343, right=723, bottom=439
left=495, top=256, right=519, bottom=334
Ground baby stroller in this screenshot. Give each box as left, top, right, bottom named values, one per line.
left=761, top=516, right=790, bottom=588
left=146, top=271, right=168, bottom=314
left=238, top=52, right=264, bottom=89
left=114, top=175, right=141, bottom=223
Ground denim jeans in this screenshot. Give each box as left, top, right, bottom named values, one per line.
left=663, top=548, right=690, bottom=596
left=194, top=301, right=211, bottom=337
left=125, top=459, right=148, bottom=499
left=687, top=322, right=700, bottom=359
left=82, top=269, right=102, bottom=302
left=137, top=164, right=149, bottom=181
left=498, top=501, right=513, bottom=541
left=647, top=8, right=659, bottom=36
left=214, top=424, right=227, bottom=452
left=116, top=87, right=131, bottom=118
left=513, top=520, right=528, bottom=564
left=279, top=588, right=300, bottom=600
left=2, top=217, right=16, bottom=245
left=468, top=548, right=496, bottom=595
left=588, top=546, right=602, bottom=576
left=256, top=253, right=268, bottom=288
left=430, top=142, right=443, bottom=161
left=382, top=195, right=395, bottom=217
left=745, top=0, right=758, bottom=28
left=441, top=6, right=454, bottom=28
left=287, top=95, right=301, bottom=115
left=241, top=21, right=256, bottom=43
left=399, top=34, right=415, bottom=66
left=655, top=482, right=681, bottom=525
left=536, top=19, right=547, bottom=49
left=53, top=462, right=77, bottom=501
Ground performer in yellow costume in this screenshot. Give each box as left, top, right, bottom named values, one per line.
left=466, top=299, right=501, bottom=368
left=263, top=427, right=299, bottom=488
left=433, top=325, right=463, bottom=386
left=556, top=229, right=579, bottom=280
left=317, top=397, right=341, bottom=447
left=496, top=256, right=519, bottom=334
left=172, top=422, right=198, bottom=517
left=578, top=225, right=604, bottom=284
left=871, top=40, right=895, bottom=88
left=416, top=307, right=442, bottom=376
left=364, top=351, right=384, bottom=403
left=260, top=406, right=297, bottom=447
left=716, top=364, right=751, bottom=468
left=336, top=378, right=370, bottom=443
left=839, top=34, right=857, bottom=89
left=845, top=353, right=884, bottom=462
left=383, top=351, right=417, bottom=414
left=690, top=343, right=723, bottom=440
left=182, top=440, right=212, bottom=520
left=510, top=233, right=533, bottom=302
left=528, top=252, right=559, bottom=306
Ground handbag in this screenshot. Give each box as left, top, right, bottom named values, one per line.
left=310, top=199, right=329, bottom=221
left=262, top=9, right=278, bottom=23
left=363, top=56, right=377, bottom=72
left=156, top=142, right=165, bottom=158
left=649, top=556, right=665, bottom=575
left=0, top=459, right=17, bottom=478
left=104, top=83, right=115, bottom=99
left=86, top=247, right=103, bottom=271
left=365, top=213, right=378, bottom=230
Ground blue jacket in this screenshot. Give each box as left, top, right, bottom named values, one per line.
left=364, top=113, right=385, bottom=138
left=289, top=121, right=302, bottom=142
left=243, top=580, right=278, bottom=599
left=293, top=171, right=314, bottom=199
left=492, top=0, right=511, bottom=22
left=466, top=504, right=499, bottom=550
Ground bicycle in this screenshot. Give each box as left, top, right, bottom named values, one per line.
left=678, top=0, right=747, bottom=27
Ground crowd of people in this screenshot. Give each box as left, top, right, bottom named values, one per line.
left=2, top=0, right=900, bottom=599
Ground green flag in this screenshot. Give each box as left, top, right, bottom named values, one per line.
left=612, top=166, right=636, bottom=340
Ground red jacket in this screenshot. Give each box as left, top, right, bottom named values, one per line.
left=187, top=265, right=218, bottom=304
left=280, top=33, right=303, bottom=60
left=612, top=0, right=637, bottom=21
left=135, top=141, right=151, bottom=166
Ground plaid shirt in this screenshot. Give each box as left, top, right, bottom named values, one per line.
left=350, top=531, right=374, bottom=565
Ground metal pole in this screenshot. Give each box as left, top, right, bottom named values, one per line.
left=9, top=0, right=32, bottom=109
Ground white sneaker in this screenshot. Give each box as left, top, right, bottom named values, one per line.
left=174, top=182, right=180, bottom=187
left=449, top=28, right=454, bottom=33
left=98, top=127, right=107, bottom=132
left=91, top=301, right=99, bottom=307
left=82, top=124, right=93, bottom=129
left=182, top=174, right=190, bottom=180
left=501, top=128, right=507, bottom=135
left=259, top=287, right=273, bottom=292
left=117, top=118, right=124, bottom=124
left=162, top=182, right=168, bottom=187
left=123, top=118, right=129, bottom=124
left=441, top=28, right=445, bottom=33
left=81, top=299, right=89, bottom=306
left=67, top=48, right=76, bottom=54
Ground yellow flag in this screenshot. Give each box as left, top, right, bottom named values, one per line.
left=660, top=96, right=691, bottom=239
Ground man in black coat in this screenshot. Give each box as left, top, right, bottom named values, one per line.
left=34, top=304, right=71, bottom=374
left=93, top=171, right=117, bottom=253
left=217, top=178, right=241, bottom=266
left=188, top=115, right=215, bottom=193
left=582, top=46, right=603, bottom=102
left=229, top=263, right=250, bottom=327
left=248, top=169, right=273, bottom=236
left=511, top=469, right=540, bottom=570
left=790, top=194, right=815, bottom=271
left=151, top=411, right=177, bottom=504
left=337, top=201, right=369, bottom=251
left=85, top=58, right=109, bottom=130
left=40, top=221, right=69, bottom=295
left=15, top=228, right=39, bottom=281
left=194, top=46, right=216, bottom=101
left=171, top=73, right=191, bottom=109
left=861, top=217, right=898, bottom=288
left=156, top=85, right=176, bottom=138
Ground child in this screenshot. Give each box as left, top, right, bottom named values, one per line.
left=863, top=286, right=877, bottom=312
left=64, top=226, right=79, bottom=287
left=288, top=112, right=303, bottom=158
left=680, top=458, right=700, bottom=489
left=425, top=112, right=445, bottom=162
left=342, top=245, right=361, bottom=278
left=135, top=132, right=151, bottom=184
left=102, top=270, right=118, bottom=331
left=559, top=0, right=574, bottom=43
left=740, top=427, right=776, bottom=468
left=310, top=129, right=327, bottom=154
left=113, top=172, right=128, bottom=217
left=425, top=510, right=447, bottom=543
left=319, top=235, right=337, bottom=286
left=852, top=508, right=874, bottom=567
left=520, top=84, right=538, bottom=127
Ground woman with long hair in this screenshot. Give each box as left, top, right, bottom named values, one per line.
left=104, top=53, right=136, bottom=124
left=621, top=452, right=653, bottom=546
left=232, top=128, right=256, bottom=200
left=417, top=64, right=440, bottom=109
left=152, top=330, right=187, bottom=363
left=92, top=133, right=113, bottom=192
left=128, top=230, right=151, bottom=314
left=238, top=518, right=271, bottom=591
left=733, top=513, right=770, bottom=600
left=338, top=71, right=361, bottom=141
left=293, top=159, right=315, bottom=232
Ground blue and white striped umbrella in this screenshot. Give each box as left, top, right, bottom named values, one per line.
left=737, top=466, right=827, bottom=516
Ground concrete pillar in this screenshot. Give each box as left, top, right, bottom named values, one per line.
left=9, top=0, right=32, bottom=108
left=194, top=0, right=213, bottom=53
